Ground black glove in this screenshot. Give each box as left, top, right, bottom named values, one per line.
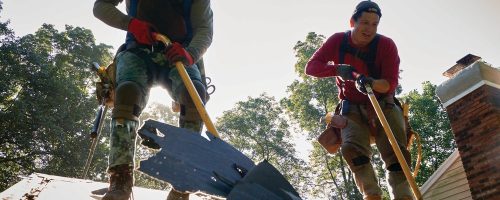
left=355, top=75, right=374, bottom=94
left=335, top=64, right=356, bottom=81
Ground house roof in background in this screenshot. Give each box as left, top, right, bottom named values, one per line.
left=421, top=149, right=460, bottom=193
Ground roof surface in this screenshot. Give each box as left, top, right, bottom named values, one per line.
left=0, top=173, right=211, bottom=200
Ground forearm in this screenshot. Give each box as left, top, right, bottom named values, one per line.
left=379, top=37, right=400, bottom=93
left=305, top=61, right=335, bottom=78
left=305, top=34, right=340, bottom=78
left=93, top=0, right=131, bottom=31
left=372, top=79, right=390, bottom=93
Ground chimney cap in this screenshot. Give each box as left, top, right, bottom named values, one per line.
left=443, top=54, right=482, bottom=78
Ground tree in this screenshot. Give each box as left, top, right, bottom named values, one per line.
left=215, top=93, right=309, bottom=195
left=0, top=21, right=113, bottom=190
left=400, top=81, right=455, bottom=185
left=282, top=32, right=338, bottom=133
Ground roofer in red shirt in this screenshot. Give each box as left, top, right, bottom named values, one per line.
left=306, top=1, right=413, bottom=200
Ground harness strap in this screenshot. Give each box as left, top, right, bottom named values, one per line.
left=339, top=31, right=381, bottom=79
left=126, top=0, right=193, bottom=46
left=129, top=0, right=138, bottom=17
left=122, top=0, right=211, bottom=101
left=182, top=0, right=193, bottom=46
left=126, top=0, right=139, bottom=43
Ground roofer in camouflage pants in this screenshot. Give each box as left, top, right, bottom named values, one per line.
left=93, top=0, right=213, bottom=199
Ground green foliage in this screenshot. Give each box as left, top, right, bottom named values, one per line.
left=308, top=143, right=363, bottom=199
left=400, top=81, right=455, bottom=185
left=282, top=32, right=339, bottom=136
left=292, top=32, right=325, bottom=78
left=0, top=21, right=113, bottom=190
left=140, top=102, right=179, bottom=125
left=215, top=93, right=309, bottom=195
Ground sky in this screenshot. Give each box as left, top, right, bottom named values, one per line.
left=2, top=0, right=500, bottom=157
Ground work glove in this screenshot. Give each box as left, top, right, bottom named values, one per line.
left=165, top=42, right=194, bottom=66
left=128, top=18, right=155, bottom=45
left=335, top=64, right=356, bottom=81
left=355, top=74, right=374, bottom=94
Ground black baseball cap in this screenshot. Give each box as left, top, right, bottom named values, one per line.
left=352, top=1, right=382, bottom=19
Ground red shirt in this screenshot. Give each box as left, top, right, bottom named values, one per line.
left=305, top=32, right=400, bottom=104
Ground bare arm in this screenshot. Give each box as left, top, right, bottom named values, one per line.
left=372, top=79, right=390, bottom=93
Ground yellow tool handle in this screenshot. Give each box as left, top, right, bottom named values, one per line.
left=174, top=61, right=219, bottom=137
left=153, top=33, right=219, bottom=138
left=365, top=85, right=423, bottom=200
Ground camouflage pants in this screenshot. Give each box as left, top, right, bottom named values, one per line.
left=109, top=119, right=139, bottom=168
left=340, top=99, right=413, bottom=199
left=108, top=48, right=205, bottom=168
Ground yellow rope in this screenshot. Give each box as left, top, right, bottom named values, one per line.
left=403, top=101, right=422, bottom=178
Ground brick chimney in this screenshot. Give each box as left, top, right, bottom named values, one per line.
left=436, top=54, right=500, bottom=199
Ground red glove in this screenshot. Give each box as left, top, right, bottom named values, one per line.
left=165, top=42, right=194, bottom=66
left=128, top=18, right=155, bottom=45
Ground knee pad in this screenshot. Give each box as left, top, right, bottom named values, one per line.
left=352, top=156, right=370, bottom=166
left=341, top=143, right=370, bottom=166
left=387, top=163, right=403, bottom=171
left=177, top=80, right=206, bottom=105
left=112, top=81, right=144, bottom=121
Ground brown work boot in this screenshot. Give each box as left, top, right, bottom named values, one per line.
left=387, top=171, right=413, bottom=200
left=166, top=189, right=189, bottom=200
left=102, top=164, right=133, bottom=200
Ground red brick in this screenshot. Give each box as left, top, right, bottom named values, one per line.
left=445, top=85, right=499, bottom=200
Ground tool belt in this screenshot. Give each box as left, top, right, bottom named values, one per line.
left=318, top=96, right=413, bottom=154
left=95, top=62, right=116, bottom=107
left=317, top=101, right=344, bottom=154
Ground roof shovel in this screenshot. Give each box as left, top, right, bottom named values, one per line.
left=353, top=72, right=423, bottom=200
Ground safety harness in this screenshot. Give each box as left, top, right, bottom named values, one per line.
left=338, top=30, right=382, bottom=137
left=123, top=0, right=214, bottom=108
left=127, top=0, right=193, bottom=46
left=319, top=31, right=422, bottom=177
left=339, top=30, right=381, bottom=79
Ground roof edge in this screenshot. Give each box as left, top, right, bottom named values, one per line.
left=420, top=149, right=460, bottom=193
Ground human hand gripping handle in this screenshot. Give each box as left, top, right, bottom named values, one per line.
left=355, top=74, right=374, bottom=94
left=351, top=71, right=389, bottom=94
left=165, top=42, right=194, bottom=66
left=128, top=18, right=155, bottom=45
left=152, top=33, right=220, bottom=138
left=335, top=64, right=356, bottom=81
